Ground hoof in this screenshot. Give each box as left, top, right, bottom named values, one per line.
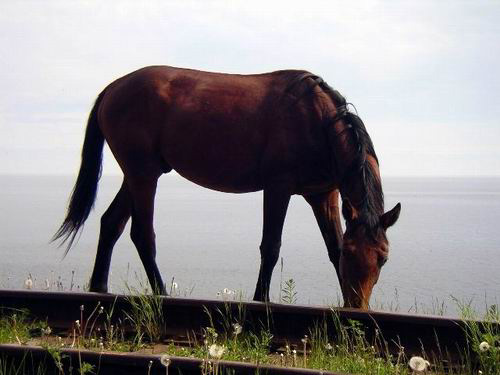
left=88, top=285, right=108, bottom=294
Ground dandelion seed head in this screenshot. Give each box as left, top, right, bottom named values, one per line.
left=160, top=355, right=171, bottom=367
left=479, top=341, right=490, bottom=352
left=409, top=356, right=428, bottom=372
left=208, top=344, right=226, bottom=359
left=232, top=323, right=242, bottom=335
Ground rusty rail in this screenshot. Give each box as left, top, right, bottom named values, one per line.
left=0, top=344, right=346, bottom=375
left=0, top=289, right=489, bottom=361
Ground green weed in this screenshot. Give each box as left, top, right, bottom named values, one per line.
left=280, top=279, right=297, bottom=304
left=124, top=284, right=165, bottom=346
left=455, top=298, right=499, bottom=375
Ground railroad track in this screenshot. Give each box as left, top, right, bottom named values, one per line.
left=1, top=289, right=493, bottom=374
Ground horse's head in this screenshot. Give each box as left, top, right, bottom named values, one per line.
left=340, top=199, right=401, bottom=309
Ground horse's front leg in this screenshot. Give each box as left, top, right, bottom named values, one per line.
left=303, top=190, right=343, bottom=286
left=253, top=188, right=291, bottom=302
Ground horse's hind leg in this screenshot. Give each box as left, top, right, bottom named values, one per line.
left=127, top=175, right=167, bottom=294
left=253, top=188, right=291, bottom=302
left=89, top=180, right=131, bottom=293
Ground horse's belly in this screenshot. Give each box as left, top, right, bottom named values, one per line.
left=161, top=124, right=265, bottom=193
left=174, top=168, right=261, bottom=193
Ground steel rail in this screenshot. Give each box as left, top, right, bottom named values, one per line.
left=0, top=344, right=347, bottom=375
left=0, top=289, right=487, bottom=359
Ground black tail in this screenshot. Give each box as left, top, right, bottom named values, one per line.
left=52, top=90, right=106, bottom=255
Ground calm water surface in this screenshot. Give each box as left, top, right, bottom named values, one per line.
left=1, top=175, right=498, bottom=316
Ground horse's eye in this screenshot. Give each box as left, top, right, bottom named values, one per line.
left=378, top=256, right=388, bottom=268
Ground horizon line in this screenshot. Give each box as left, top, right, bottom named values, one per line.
left=1, top=173, right=500, bottom=179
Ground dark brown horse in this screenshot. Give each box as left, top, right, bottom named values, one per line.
left=53, top=66, right=401, bottom=308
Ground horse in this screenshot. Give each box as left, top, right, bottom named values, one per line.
left=53, top=65, right=401, bottom=309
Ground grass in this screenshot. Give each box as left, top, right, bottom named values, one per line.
left=124, top=287, right=165, bottom=347
left=454, top=298, right=499, bottom=375
left=0, top=308, right=48, bottom=345
left=0, top=353, right=47, bottom=375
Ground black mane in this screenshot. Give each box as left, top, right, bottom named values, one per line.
left=320, top=80, right=385, bottom=229
left=344, top=112, right=384, bottom=226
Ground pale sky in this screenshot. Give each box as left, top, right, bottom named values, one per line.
left=1, top=0, right=499, bottom=176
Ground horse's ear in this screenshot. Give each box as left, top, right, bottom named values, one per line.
left=342, top=198, right=356, bottom=222
left=380, top=203, right=401, bottom=230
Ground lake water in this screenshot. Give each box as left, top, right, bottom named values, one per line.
left=0, top=174, right=498, bottom=317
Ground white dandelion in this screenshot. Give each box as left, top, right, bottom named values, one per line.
left=160, top=354, right=171, bottom=367
left=24, top=277, right=33, bottom=290
left=208, top=344, right=226, bottom=359
left=479, top=341, right=490, bottom=352
left=232, top=323, right=242, bottom=336
left=409, top=356, right=428, bottom=372
left=161, top=354, right=171, bottom=375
